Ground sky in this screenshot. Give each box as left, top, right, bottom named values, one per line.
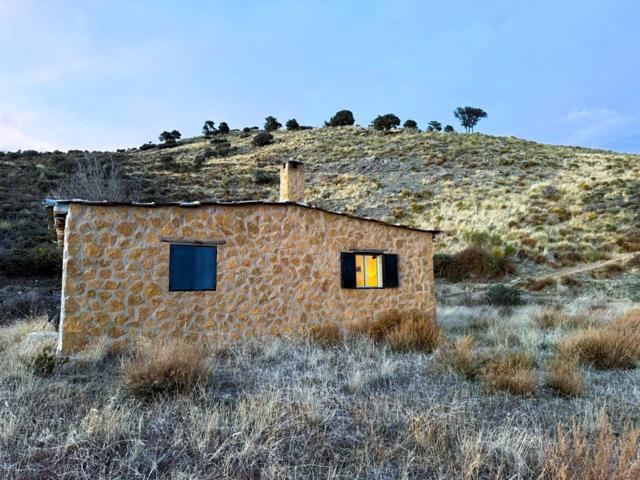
left=1, top=0, right=639, bottom=153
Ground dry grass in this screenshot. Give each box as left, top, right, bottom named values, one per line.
left=481, top=350, right=539, bottom=396
left=532, top=307, right=596, bottom=330
left=545, top=355, right=585, bottom=397
left=348, top=309, right=442, bottom=352
left=3, top=303, right=640, bottom=478
left=543, top=411, right=640, bottom=479
left=561, top=309, right=640, bottom=369
left=437, top=335, right=479, bottom=379
left=307, top=321, right=343, bottom=347
left=120, top=338, right=210, bottom=398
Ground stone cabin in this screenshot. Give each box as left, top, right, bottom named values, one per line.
left=45, top=161, right=440, bottom=352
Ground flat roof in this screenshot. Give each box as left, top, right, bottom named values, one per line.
left=44, top=198, right=441, bottom=235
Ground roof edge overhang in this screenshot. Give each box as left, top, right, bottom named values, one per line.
left=42, top=198, right=442, bottom=237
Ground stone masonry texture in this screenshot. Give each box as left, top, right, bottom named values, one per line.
left=58, top=203, right=435, bottom=352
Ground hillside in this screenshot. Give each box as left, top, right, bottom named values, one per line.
left=1, top=127, right=640, bottom=281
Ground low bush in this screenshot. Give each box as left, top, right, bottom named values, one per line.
left=252, top=132, right=274, bottom=147
left=307, top=322, right=343, bottom=347
left=218, top=122, right=230, bottom=134
left=349, top=309, right=442, bottom=352
left=481, top=350, right=538, bottom=396
left=285, top=118, right=300, bottom=131
left=252, top=168, right=278, bottom=185
left=485, top=284, right=524, bottom=306
left=139, top=142, right=156, bottom=151
left=372, top=113, right=401, bottom=132
left=560, top=309, right=640, bottom=369
left=403, top=119, right=418, bottom=129
left=264, top=116, right=281, bottom=132
left=0, top=245, right=62, bottom=277
left=434, top=246, right=515, bottom=282
left=544, top=355, right=584, bottom=397
left=20, top=347, right=68, bottom=377
left=325, top=109, right=355, bottom=127
left=121, top=339, right=209, bottom=398
left=543, top=412, right=640, bottom=479
left=437, top=335, right=478, bottom=379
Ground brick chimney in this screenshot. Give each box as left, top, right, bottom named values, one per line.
left=279, top=160, right=305, bottom=202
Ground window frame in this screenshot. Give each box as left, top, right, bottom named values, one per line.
left=354, top=252, right=384, bottom=289
left=168, top=243, right=217, bottom=292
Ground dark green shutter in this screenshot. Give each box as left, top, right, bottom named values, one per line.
left=169, top=244, right=217, bottom=291
left=382, top=254, right=399, bottom=288
left=340, top=252, right=357, bottom=288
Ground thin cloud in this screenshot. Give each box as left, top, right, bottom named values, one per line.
left=563, top=108, right=635, bottom=146
left=0, top=113, right=64, bottom=152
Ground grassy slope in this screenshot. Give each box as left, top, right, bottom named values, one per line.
left=2, top=127, right=640, bottom=275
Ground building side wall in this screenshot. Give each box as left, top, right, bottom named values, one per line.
left=58, top=203, right=435, bottom=352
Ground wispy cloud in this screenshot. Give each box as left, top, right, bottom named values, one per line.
left=0, top=113, right=64, bottom=151
left=563, top=108, right=635, bottom=146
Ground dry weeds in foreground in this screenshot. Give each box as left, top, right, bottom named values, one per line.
left=348, top=309, right=442, bottom=352
left=543, top=411, right=640, bottom=479
left=481, top=350, right=539, bottom=396
left=544, top=355, right=585, bottom=397
left=2, top=303, right=640, bottom=478
left=121, top=338, right=209, bottom=398
left=561, top=309, right=640, bottom=369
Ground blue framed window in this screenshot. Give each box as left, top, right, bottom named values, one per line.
left=169, top=244, right=217, bottom=291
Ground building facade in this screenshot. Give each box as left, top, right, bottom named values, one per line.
left=48, top=161, right=438, bottom=352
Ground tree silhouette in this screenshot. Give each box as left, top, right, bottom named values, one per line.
left=218, top=122, right=230, bottom=134
left=372, top=114, right=400, bottom=132
left=264, top=116, right=282, bottom=132
left=202, top=121, right=216, bottom=137
left=427, top=121, right=442, bottom=132
left=159, top=130, right=182, bottom=144
left=286, top=118, right=300, bottom=131
left=453, top=107, right=487, bottom=133
left=403, top=119, right=418, bottom=129
left=325, top=110, right=355, bottom=127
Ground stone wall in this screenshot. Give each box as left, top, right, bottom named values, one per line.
left=58, top=203, right=435, bottom=352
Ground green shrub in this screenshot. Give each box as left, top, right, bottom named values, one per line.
left=209, top=138, right=235, bottom=157
left=252, top=168, right=277, bottom=185
left=403, top=119, right=418, bottom=129
left=485, top=284, right=524, bottom=306
left=218, top=122, right=230, bottom=134
left=325, top=110, right=355, bottom=127
left=286, top=118, right=300, bottom=131
left=252, top=132, right=273, bottom=147
left=372, top=114, right=401, bottom=132
left=0, top=245, right=62, bottom=277
left=20, top=347, right=68, bottom=377
left=264, top=116, right=281, bottom=132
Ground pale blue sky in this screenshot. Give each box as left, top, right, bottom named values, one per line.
left=1, top=0, right=639, bottom=152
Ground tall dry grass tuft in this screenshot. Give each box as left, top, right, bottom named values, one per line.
left=120, top=338, right=209, bottom=398
left=545, top=355, right=584, bottom=397
left=307, top=322, right=343, bottom=347
left=481, top=351, right=539, bottom=396
left=561, top=309, right=640, bottom=369
left=543, top=411, right=640, bottom=479
left=533, top=307, right=596, bottom=330
left=349, top=309, right=442, bottom=352
left=437, top=335, right=479, bottom=379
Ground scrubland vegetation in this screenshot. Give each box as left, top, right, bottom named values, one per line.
left=2, top=300, right=640, bottom=478
left=2, top=125, right=639, bottom=291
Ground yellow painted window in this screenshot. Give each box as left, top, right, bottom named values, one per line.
left=355, top=254, right=382, bottom=288
left=356, top=254, right=365, bottom=287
